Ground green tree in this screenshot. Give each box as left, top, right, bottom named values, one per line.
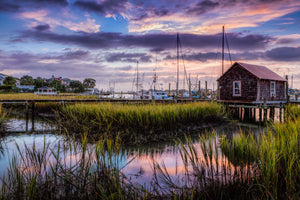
left=69, top=80, right=84, bottom=93
left=83, top=78, right=96, bottom=88
left=74, top=84, right=85, bottom=93
left=3, top=76, right=16, bottom=86
left=34, top=77, right=43, bottom=90
left=70, top=80, right=82, bottom=89
left=50, top=79, right=66, bottom=93
left=20, top=75, right=34, bottom=85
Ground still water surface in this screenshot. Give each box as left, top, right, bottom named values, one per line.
left=0, top=117, right=264, bottom=187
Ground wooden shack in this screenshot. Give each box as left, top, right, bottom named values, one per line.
left=217, top=62, right=287, bottom=104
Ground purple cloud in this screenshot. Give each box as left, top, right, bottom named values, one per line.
left=18, top=30, right=273, bottom=51
left=34, top=24, right=50, bottom=31
left=186, top=0, right=219, bottom=15
left=0, top=2, right=20, bottom=12
left=105, top=52, right=152, bottom=63
left=266, top=47, right=300, bottom=61
left=74, top=0, right=127, bottom=15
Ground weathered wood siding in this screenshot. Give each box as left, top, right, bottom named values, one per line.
left=218, top=65, right=258, bottom=101
left=258, top=80, right=285, bottom=101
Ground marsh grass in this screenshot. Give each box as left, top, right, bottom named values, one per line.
left=58, top=102, right=225, bottom=144
left=217, top=106, right=300, bottom=199
left=0, top=134, right=141, bottom=200
left=285, top=104, right=300, bottom=121
left=151, top=133, right=259, bottom=199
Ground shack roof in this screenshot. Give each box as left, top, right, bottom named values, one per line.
left=218, top=62, right=287, bottom=82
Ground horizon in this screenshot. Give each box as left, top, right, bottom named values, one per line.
left=0, top=0, right=299, bottom=91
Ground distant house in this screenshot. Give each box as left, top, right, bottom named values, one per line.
left=217, top=62, right=287, bottom=104
left=34, top=86, right=57, bottom=95
left=17, top=85, right=35, bottom=92
left=0, top=73, right=8, bottom=85
left=83, top=88, right=100, bottom=95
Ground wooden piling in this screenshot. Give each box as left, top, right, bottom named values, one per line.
left=259, top=104, right=262, bottom=123
left=279, top=103, right=283, bottom=123
left=270, top=106, right=275, bottom=122
left=31, top=101, right=35, bottom=131
left=264, top=107, right=268, bottom=122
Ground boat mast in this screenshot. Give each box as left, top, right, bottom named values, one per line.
left=176, top=32, right=179, bottom=96
left=222, top=25, right=225, bottom=75
left=136, top=60, right=139, bottom=95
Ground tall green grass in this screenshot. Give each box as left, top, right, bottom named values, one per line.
left=152, top=105, right=300, bottom=199
left=0, top=134, right=141, bottom=200
left=285, top=104, right=300, bottom=121
left=152, top=133, right=259, bottom=199
left=218, top=105, right=300, bottom=199
left=58, top=102, right=225, bottom=144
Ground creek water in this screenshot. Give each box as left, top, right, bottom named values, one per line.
left=0, top=116, right=264, bottom=188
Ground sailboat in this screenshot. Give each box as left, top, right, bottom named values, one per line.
left=175, top=32, right=192, bottom=99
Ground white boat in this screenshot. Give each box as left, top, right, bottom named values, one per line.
left=148, top=90, right=173, bottom=100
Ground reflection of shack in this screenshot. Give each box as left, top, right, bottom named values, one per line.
left=34, top=86, right=57, bottom=95
left=218, top=62, right=287, bottom=104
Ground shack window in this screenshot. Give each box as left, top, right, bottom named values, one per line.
left=270, top=81, right=276, bottom=97
left=233, top=81, right=241, bottom=96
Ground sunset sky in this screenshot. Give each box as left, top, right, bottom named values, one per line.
left=0, top=0, right=300, bottom=91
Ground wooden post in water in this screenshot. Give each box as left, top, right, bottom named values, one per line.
left=31, top=101, right=35, bottom=131
left=270, top=106, right=275, bottom=122
left=198, top=81, right=201, bottom=99
left=205, top=81, right=207, bottom=98
left=263, top=98, right=267, bottom=122
left=279, top=103, right=283, bottom=123
left=244, top=107, right=250, bottom=122
left=25, top=101, right=29, bottom=132
left=259, top=104, right=262, bottom=123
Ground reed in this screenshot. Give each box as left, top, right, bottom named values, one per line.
left=285, top=104, right=300, bottom=121
left=152, top=133, right=259, bottom=199
left=58, top=102, right=225, bottom=144
left=0, top=134, right=140, bottom=200
left=219, top=111, right=300, bottom=199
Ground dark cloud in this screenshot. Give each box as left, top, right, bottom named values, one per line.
left=276, top=38, right=295, bottom=45
left=118, top=65, right=133, bottom=71
left=74, top=0, right=127, bottom=15
left=18, top=30, right=273, bottom=51
left=34, top=24, right=50, bottom=32
left=150, top=47, right=165, bottom=52
left=186, top=0, right=219, bottom=15
left=105, top=52, right=152, bottom=63
left=15, top=0, right=68, bottom=6
left=0, top=2, right=20, bottom=12
left=165, top=52, right=216, bottom=62
left=265, top=47, right=300, bottom=61
left=0, top=0, right=67, bottom=13
left=42, top=50, right=90, bottom=60
left=164, top=50, right=264, bottom=62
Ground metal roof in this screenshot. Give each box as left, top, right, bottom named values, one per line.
left=219, top=62, right=287, bottom=81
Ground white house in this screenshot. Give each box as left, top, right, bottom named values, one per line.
left=34, top=86, right=57, bottom=95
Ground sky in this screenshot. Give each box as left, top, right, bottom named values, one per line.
left=0, top=0, right=300, bottom=92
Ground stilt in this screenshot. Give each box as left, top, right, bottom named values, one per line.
left=270, top=106, right=275, bottom=122
left=31, top=101, right=35, bottom=131
left=264, top=107, right=268, bottom=123
left=25, top=102, right=29, bottom=132
left=259, top=105, right=262, bottom=123
left=279, top=104, right=283, bottom=123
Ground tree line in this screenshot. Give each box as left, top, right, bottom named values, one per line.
left=1, top=75, right=96, bottom=93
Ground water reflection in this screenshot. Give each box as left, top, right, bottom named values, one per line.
left=0, top=117, right=264, bottom=189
